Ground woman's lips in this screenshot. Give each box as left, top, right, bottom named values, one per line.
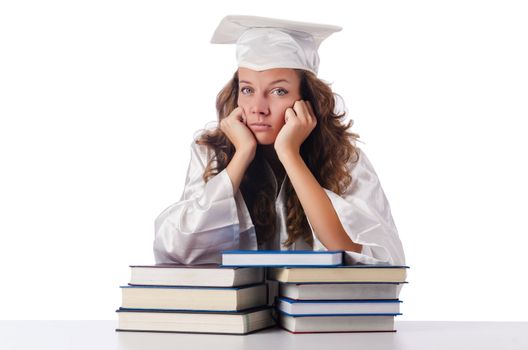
left=249, top=123, right=271, bottom=131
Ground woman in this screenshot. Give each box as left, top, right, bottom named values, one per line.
left=153, top=15, right=405, bottom=266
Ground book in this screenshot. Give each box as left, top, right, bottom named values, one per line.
left=128, top=264, right=264, bottom=287
left=278, top=313, right=396, bottom=333
left=116, top=306, right=275, bottom=335
left=221, top=250, right=344, bottom=267
left=277, top=297, right=402, bottom=316
left=268, top=265, right=408, bottom=283
left=120, top=283, right=268, bottom=311
left=280, top=282, right=401, bottom=300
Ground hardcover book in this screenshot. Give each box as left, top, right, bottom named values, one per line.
left=120, top=283, right=268, bottom=311
left=221, top=250, right=344, bottom=267
left=128, top=264, right=264, bottom=287
left=116, top=306, right=275, bottom=335
left=268, top=265, right=408, bottom=283
left=278, top=313, right=396, bottom=333
left=280, top=282, right=402, bottom=300
left=277, top=297, right=402, bottom=316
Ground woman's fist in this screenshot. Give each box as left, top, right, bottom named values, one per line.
left=274, top=100, right=317, bottom=158
left=220, top=107, right=257, bottom=159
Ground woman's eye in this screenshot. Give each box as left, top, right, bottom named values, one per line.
left=272, top=88, right=288, bottom=96
left=240, top=87, right=252, bottom=94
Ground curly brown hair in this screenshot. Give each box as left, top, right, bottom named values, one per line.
left=196, top=69, right=360, bottom=248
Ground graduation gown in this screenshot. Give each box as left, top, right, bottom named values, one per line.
left=153, top=141, right=405, bottom=266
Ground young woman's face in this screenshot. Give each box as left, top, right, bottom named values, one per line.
left=237, top=67, right=302, bottom=145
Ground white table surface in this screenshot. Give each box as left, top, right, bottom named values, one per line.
left=1, top=321, right=527, bottom=350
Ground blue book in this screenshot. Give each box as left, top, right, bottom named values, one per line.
left=221, top=250, right=344, bottom=267
left=276, top=297, right=402, bottom=316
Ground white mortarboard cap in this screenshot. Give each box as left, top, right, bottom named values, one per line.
left=210, top=15, right=342, bottom=76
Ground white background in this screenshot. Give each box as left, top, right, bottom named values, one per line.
left=1, top=0, right=527, bottom=321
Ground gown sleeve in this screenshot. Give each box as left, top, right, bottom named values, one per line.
left=153, top=141, right=241, bottom=265
left=310, top=147, right=406, bottom=266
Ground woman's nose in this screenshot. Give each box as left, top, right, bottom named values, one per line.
left=250, top=96, right=270, bottom=116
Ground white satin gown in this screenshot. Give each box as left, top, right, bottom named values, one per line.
left=153, top=140, right=405, bottom=266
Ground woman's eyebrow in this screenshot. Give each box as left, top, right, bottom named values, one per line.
left=239, top=79, right=291, bottom=85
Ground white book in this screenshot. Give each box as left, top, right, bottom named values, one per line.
left=279, top=314, right=395, bottom=333
left=279, top=314, right=394, bottom=333
left=280, top=283, right=400, bottom=300
left=121, top=284, right=268, bottom=311
left=128, top=264, right=264, bottom=287
left=268, top=265, right=408, bottom=283
left=277, top=297, right=401, bottom=316
left=221, top=250, right=343, bottom=267
left=117, top=306, right=275, bottom=335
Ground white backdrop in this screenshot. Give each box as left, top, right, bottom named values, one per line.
left=1, top=0, right=527, bottom=321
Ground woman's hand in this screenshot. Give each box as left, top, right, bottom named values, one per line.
left=220, top=106, right=257, bottom=160
left=274, top=100, right=317, bottom=159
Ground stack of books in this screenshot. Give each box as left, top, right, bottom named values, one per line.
left=115, top=264, right=275, bottom=335
left=222, top=250, right=408, bottom=333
